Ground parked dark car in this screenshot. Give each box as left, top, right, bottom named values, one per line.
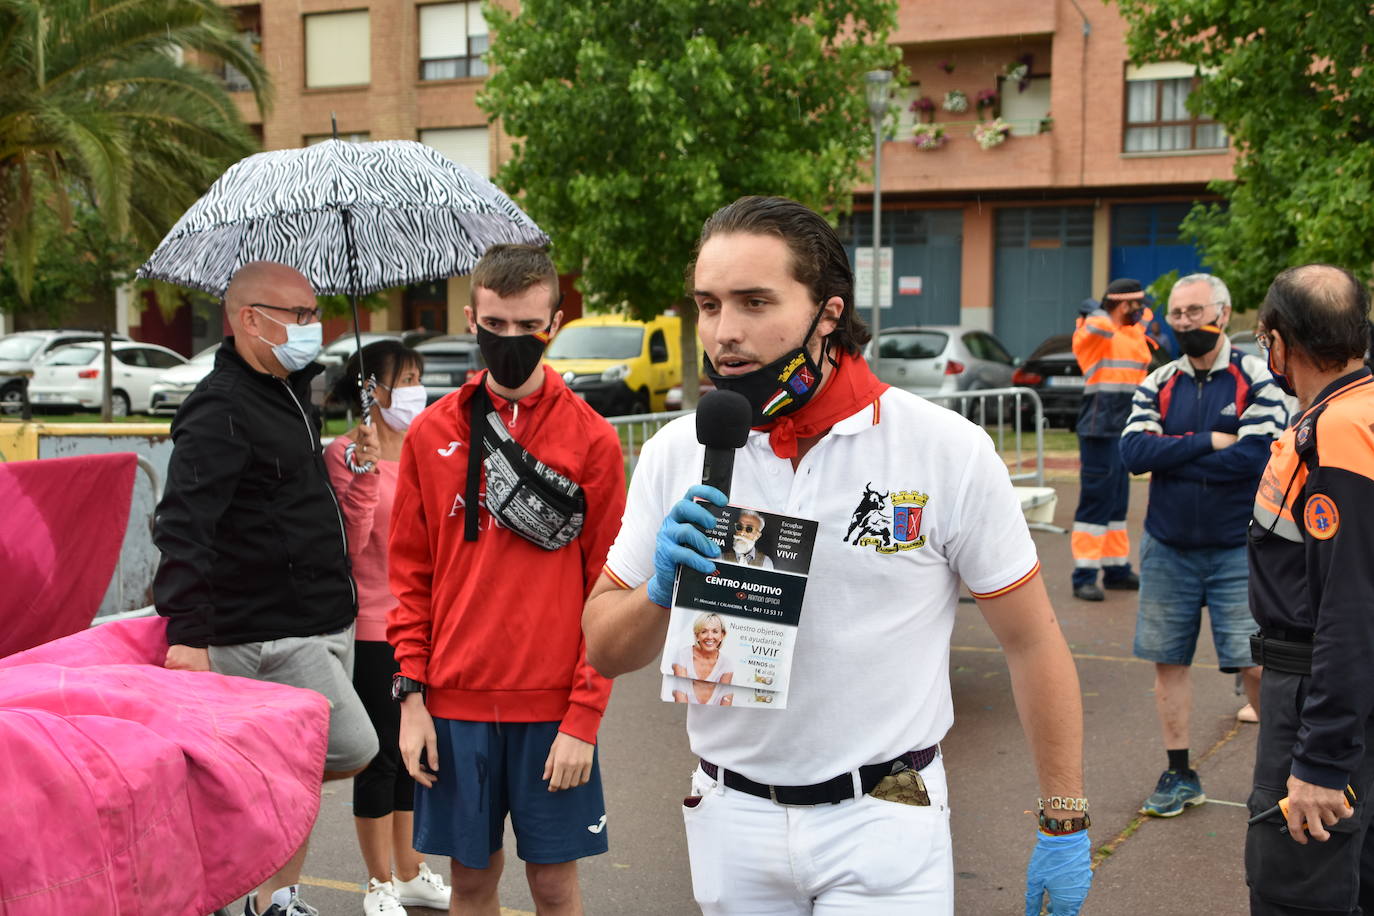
left=1014, top=330, right=1171, bottom=429
left=414, top=334, right=484, bottom=404
left=1013, top=334, right=1084, bottom=430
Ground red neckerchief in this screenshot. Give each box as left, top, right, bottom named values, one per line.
left=759, top=349, right=888, bottom=459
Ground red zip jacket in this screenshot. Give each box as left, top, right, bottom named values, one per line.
left=387, top=366, right=625, bottom=744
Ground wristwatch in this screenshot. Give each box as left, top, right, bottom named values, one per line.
left=391, top=674, right=426, bottom=702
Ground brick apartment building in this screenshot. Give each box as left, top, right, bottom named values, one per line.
left=121, top=0, right=1235, bottom=359
left=854, top=0, right=1237, bottom=358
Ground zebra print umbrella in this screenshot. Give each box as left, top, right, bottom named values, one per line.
left=137, top=139, right=548, bottom=297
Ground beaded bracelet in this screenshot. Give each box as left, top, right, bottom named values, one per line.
left=1039, top=796, right=1090, bottom=812
left=1038, top=810, right=1092, bottom=835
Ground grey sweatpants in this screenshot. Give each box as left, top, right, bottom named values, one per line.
left=209, top=624, right=379, bottom=773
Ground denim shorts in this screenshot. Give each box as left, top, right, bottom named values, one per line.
left=1133, top=531, right=1257, bottom=670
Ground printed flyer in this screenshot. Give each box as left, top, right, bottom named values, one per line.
left=659, top=503, right=817, bottom=710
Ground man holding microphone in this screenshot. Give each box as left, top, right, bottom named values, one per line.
left=584, top=196, right=1091, bottom=914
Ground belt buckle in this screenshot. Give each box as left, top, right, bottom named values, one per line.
left=769, top=784, right=780, bottom=804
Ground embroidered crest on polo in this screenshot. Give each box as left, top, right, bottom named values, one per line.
left=1303, top=494, right=1340, bottom=540
left=843, top=482, right=929, bottom=554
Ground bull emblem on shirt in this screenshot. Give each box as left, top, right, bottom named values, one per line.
left=845, top=483, right=929, bottom=554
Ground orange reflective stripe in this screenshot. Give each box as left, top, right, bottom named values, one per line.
left=1079, top=328, right=1153, bottom=386
left=1103, top=528, right=1130, bottom=559
left=1071, top=529, right=1104, bottom=560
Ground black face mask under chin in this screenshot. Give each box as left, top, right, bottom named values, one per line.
left=1178, top=325, right=1222, bottom=359
left=704, top=303, right=832, bottom=426
left=477, top=324, right=551, bottom=391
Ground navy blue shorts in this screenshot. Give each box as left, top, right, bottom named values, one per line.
left=413, top=719, right=608, bottom=869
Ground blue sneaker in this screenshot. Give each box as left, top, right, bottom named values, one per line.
left=1140, top=768, right=1206, bottom=817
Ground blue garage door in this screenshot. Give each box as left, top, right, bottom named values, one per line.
left=1110, top=202, right=1204, bottom=289
left=842, top=209, right=963, bottom=328
left=993, top=207, right=1094, bottom=359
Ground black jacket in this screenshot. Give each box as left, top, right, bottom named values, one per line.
left=153, top=337, right=355, bottom=647
left=1248, top=369, right=1374, bottom=789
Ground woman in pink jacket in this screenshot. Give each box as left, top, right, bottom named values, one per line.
left=326, top=340, right=451, bottom=916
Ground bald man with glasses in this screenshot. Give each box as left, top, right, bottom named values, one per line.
left=153, top=261, right=379, bottom=916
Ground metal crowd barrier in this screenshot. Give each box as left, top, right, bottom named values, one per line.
left=93, top=456, right=164, bottom=624
left=922, top=386, right=1046, bottom=487
left=606, top=409, right=691, bottom=476
left=923, top=386, right=1063, bottom=534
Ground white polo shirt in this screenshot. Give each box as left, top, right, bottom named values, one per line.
left=605, top=386, right=1040, bottom=785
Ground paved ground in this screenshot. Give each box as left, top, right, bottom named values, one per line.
left=276, top=477, right=1259, bottom=915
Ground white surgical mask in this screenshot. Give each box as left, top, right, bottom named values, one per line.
left=379, top=384, right=427, bottom=431
left=254, top=308, right=323, bottom=371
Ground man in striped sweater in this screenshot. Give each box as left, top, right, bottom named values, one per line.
left=1119, top=273, right=1289, bottom=818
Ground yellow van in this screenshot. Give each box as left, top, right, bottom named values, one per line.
left=545, top=313, right=682, bottom=415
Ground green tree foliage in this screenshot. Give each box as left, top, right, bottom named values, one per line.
left=1117, top=0, right=1374, bottom=310
left=0, top=0, right=271, bottom=301
left=480, top=0, right=900, bottom=318
left=0, top=185, right=142, bottom=324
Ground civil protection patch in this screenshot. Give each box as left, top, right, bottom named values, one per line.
left=1303, top=494, right=1340, bottom=540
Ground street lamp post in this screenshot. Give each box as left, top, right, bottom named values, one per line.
left=865, top=70, right=893, bottom=364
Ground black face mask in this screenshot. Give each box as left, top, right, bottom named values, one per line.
left=1178, top=325, right=1222, bottom=359
left=477, top=323, right=551, bottom=390
left=704, top=303, right=830, bottom=426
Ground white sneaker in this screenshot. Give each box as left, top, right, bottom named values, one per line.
left=363, top=877, right=407, bottom=915
left=393, top=862, right=451, bottom=909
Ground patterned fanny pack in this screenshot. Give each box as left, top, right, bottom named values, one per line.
left=465, top=386, right=586, bottom=551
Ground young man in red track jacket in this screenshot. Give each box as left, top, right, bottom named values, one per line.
left=388, top=245, right=626, bottom=915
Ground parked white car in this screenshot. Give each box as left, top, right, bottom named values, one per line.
left=148, top=344, right=219, bottom=416
left=28, top=341, right=188, bottom=417
left=0, top=329, right=131, bottom=414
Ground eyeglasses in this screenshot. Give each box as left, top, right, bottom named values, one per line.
left=1166, top=303, right=1222, bottom=323
left=254, top=302, right=322, bottom=326
left=734, top=521, right=760, bottom=535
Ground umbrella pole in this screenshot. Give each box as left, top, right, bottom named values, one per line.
left=332, top=110, right=369, bottom=422
left=342, top=210, right=372, bottom=432
left=336, top=109, right=375, bottom=474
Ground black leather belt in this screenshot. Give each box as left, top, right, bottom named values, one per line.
left=700, top=746, right=938, bottom=806
left=1251, top=629, right=1313, bottom=676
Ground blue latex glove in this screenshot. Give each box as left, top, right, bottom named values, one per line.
left=647, top=485, right=726, bottom=608
left=1024, top=830, right=1091, bottom=915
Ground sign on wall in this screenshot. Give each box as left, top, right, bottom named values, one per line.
left=854, top=247, right=894, bottom=309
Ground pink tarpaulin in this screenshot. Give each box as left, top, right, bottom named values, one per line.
left=0, top=617, right=330, bottom=915
left=0, top=452, right=137, bottom=657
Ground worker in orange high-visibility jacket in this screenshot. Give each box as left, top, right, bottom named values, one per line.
left=1070, top=278, right=1155, bottom=601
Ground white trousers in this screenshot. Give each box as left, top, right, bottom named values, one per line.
left=682, top=755, right=954, bottom=915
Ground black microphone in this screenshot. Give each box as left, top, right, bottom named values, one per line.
left=696, top=389, right=753, bottom=499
